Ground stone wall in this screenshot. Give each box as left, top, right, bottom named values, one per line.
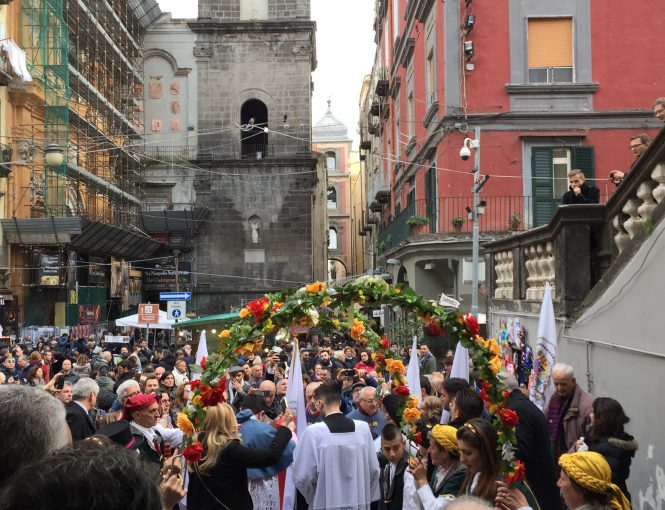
left=198, top=0, right=309, bottom=21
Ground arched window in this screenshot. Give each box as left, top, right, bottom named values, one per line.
left=240, top=99, right=268, bottom=157
left=328, top=259, right=347, bottom=282
left=328, top=226, right=338, bottom=250
left=326, top=150, right=337, bottom=170
left=327, top=187, right=337, bottom=209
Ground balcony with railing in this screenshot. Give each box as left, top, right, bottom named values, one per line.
left=484, top=126, right=665, bottom=317
left=376, top=196, right=532, bottom=253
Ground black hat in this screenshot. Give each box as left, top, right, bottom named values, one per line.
left=96, top=420, right=144, bottom=450
left=228, top=365, right=244, bottom=375
left=382, top=393, right=401, bottom=425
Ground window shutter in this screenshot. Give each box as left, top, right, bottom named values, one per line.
left=531, top=147, right=556, bottom=227
left=425, top=166, right=437, bottom=229
left=528, top=18, right=573, bottom=68
left=572, top=146, right=595, bottom=182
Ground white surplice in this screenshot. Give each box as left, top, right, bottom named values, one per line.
left=292, top=419, right=380, bottom=510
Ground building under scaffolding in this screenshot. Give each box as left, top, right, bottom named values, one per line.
left=0, top=0, right=162, bottom=330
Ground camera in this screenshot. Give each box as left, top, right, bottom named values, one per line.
left=460, top=146, right=471, bottom=161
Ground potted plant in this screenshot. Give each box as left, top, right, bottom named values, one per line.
left=451, top=216, right=464, bottom=232
left=509, top=213, right=522, bottom=231
left=406, top=214, right=430, bottom=234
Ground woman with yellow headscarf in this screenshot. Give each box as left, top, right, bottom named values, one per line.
left=402, top=425, right=467, bottom=510
left=496, top=451, right=630, bottom=510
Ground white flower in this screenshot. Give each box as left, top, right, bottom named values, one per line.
left=305, top=307, right=320, bottom=326
left=501, top=443, right=516, bottom=462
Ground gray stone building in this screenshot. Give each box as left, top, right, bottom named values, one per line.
left=141, top=1, right=325, bottom=315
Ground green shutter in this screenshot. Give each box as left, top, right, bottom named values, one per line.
left=572, top=146, right=595, bottom=182
left=425, top=166, right=437, bottom=229
left=531, top=147, right=556, bottom=227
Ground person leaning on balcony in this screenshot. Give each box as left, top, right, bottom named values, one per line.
left=562, top=169, right=600, bottom=205
left=653, top=97, right=665, bottom=123
left=608, top=134, right=650, bottom=186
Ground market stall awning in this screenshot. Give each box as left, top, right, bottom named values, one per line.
left=115, top=309, right=185, bottom=330
left=175, top=311, right=240, bottom=329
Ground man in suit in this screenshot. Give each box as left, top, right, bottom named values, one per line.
left=379, top=423, right=409, bottom=510
left=293, top=381, right=381, bottom=509
left=65, top=377, right=98, bottom=441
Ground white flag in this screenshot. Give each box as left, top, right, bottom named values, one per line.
left=282, top=339, right=307, bottom=509
left=529, top=283, right=558, bottom=410
left=406, top=335, right=422, bottom=407
left=190, top=330, right=208, bottom=381
left=450, top=340, right=470, bottom=381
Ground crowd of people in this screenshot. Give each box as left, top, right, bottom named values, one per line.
left=0, top=327, right=638, bottom=510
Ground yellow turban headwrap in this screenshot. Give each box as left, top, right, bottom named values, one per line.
left=431, top=425, right=460, bottom=456
left=558, top=452, right=631, bottom=510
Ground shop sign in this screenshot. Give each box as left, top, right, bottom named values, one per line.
left=38, top=252, right=61, bottom=286
left=79, top=305, right=101, bottom=325
left=143, top=261, right=191, bottom=290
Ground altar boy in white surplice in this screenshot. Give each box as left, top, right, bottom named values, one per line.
left=292, top=380, right=381, bottom=510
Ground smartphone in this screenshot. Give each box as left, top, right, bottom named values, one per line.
left=54, top=374, right=64, bottom=390
left=254, top=390, right=269, bottom=398
left=344, top=369, right=356, bottom=377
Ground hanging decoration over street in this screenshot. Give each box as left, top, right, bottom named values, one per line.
left=178, top=276, right=525, bottom=484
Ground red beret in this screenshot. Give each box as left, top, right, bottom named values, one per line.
left=121, top=393, right=158, bottom=421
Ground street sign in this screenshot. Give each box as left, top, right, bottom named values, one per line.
left=160, top=292, right=192, bottom=301
left=372, top=309, right=384, bottom=318
left=167, top=300, right=186, bottom=320
left=138, top=303, right=159, bottom=324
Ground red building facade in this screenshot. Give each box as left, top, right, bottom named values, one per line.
left=360, top=0, right=665, bottom=308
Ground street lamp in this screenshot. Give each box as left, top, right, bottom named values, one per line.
left=44, top=143, right=64, bottom=167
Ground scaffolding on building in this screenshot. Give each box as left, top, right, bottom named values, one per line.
left=17, top=0, right=161, bottom=228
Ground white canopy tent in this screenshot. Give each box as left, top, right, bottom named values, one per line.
left=115, top=309, right=185, bottom=330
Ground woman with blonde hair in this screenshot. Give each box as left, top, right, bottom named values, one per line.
left=188, top=402, right=295, bottom=510
left=73, top=353, right=91, bottom=378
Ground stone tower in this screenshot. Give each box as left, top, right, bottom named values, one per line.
left=188, top=0, right=325, bottom=314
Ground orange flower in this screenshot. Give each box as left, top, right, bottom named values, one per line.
left=239, top=308, right=249, bottom=318
left=403, top=407, right=422, bottom=423
left=233, top=340, right=263, bottom=357
left=489, top=355, right=503, bottom=375
left=192, top=395, right=203, bottom=407
left=385, top=358, right=405, bottom=375
left=350, top=318, right=365, bottom=340
left=406, top=396, right=419, bottom=408
left=488, top=339, right=501, bottom=357
left=218, top=329, right=231, bottom=338
left=306, top=281, right=326, bottom=293
left=176, top=413, right=195, bottom=436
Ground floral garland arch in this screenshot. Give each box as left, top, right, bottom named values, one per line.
left=177, top=276, right=525, bottom=484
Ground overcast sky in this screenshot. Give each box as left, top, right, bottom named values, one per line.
left=156, top=0, right=376, bottom=148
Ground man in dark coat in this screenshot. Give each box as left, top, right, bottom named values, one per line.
left=65, top=378, right=99, bottom=441
left=501, top=372, right=561, bottom=510
left=562, top=169, right=600, bottom=204
left=378, top=423, right=409, bottom=510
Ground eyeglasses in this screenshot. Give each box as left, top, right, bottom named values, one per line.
left=630, top=143, right=644, bottom=150
left=360, top=399, right=378, bottom=405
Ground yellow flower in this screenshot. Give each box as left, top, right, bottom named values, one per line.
left=403, top=407, right=422, bottom=423
left=176, top=413, right=195, bottom=436
left=332, top=318, right=340, bottom=329
left=489, top=355, right=503, bottom=375
left=406, top=396, right=419, bottom=408
left=350, top=318, right=366, bottom=340
left=233, top=340, right=263, bottom=357
left=395, top=288, right=401, bottom=293
left=239, top=308, right=249, bottom=318
left=192, top=395, right=203, bottom=407
left=322, top=297, right=331, bottom=307
left=306, top=281, right=326, bottom=293
left=488, top=339, right=501, bottom=357
left=385, top=358, right=405, bottom=375
left=218, top=329, right=231, bottom=338
left=262, top=319, right=275, bottom=334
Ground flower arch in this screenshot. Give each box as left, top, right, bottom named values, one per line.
left=179, top=276, right=525, bottom=483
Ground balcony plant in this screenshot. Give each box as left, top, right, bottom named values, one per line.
left=509, top=213, right=522, bottom=231
left=407, top=214, right=430, bottom=235
left=451, top=216, right=464, bottom=232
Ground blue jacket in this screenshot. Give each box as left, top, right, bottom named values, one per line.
left=236, top=409, right=295, bottom=480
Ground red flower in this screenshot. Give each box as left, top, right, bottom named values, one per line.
left=381, top=337, right=389, bottom=349
left=247, top=297, right=270, bottom=322
left=502, top=389, right=510, bottom=398
left=504, top=460, right=526, bottom=485
left=190, top=380, right=201, bottom=390
left=499, top=408, right=520, bottom=427
left=201, top=387, right=225, bottom=407
left=393, top=386, right=410, bottom=397
left=413, top=431, right=423, bottom=445
left=182, top=442, right=205, bottom=464
left=198, top=384, right=210, bottom=395
left=479, top=387, right=490, bottom=402
left=464, top=313, right=480, bottom=337
left=200, top=356, right=207, bottom=370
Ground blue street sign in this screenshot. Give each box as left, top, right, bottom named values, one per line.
left=160, top=292, right=192, bottom=301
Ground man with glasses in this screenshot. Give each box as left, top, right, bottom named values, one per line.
left=0, top=356, right=20, bottom=383
left=609, top=134, right=650, bottom=186
left=346, top=386, right=388, bottom=439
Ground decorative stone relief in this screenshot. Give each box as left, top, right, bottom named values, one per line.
left=170, top=119, right=181, bottom=132
left=193, top=45, right=213, bottom=58
left=170, top=101, right=180, bottom=114
left=151, top=119, right=162, bottom=132
left=170, top=82, right=180, bottom=95
left=249, top=215, right=262, bottom=244
left=149, top=76, right=163, bottom=99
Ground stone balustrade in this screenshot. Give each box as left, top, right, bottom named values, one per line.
left=494, top=250, right=514, bottom=299
left=524, top=241, right=555, bottom=301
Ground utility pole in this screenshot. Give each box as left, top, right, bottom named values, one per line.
left=471, top=127, right=481, bottom=318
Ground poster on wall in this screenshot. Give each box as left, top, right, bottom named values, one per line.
left=79, top=305, right=101, bottom=325
left=88, top=256, right=107, bottom=286
left=38, top=252, right=61, bottom=286
left=110, top=258, right=125, bottom=298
